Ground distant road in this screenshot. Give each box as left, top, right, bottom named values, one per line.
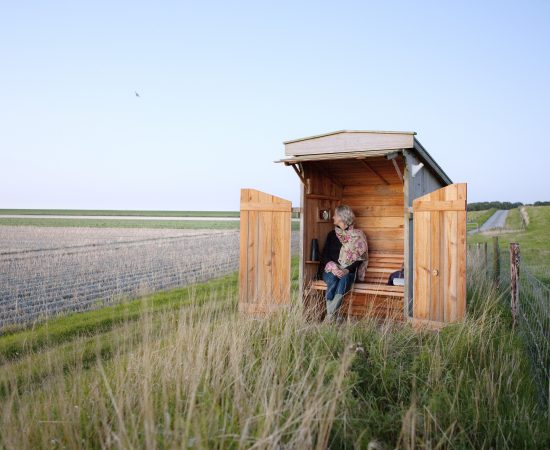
left=479, top=210, right=509, bottom=232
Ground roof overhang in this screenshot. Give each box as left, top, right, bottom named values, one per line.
left=275, top=149, right=399, bottom=164
left=278, top=130, right=452, bottom=186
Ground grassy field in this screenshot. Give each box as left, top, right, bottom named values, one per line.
left=0, top=209, right=240, bottom=217
left=0, top=218, right=301, bottom=231
left=468, top=205, right=550, bottom=284
left=0, top=258, right=548, bottom=448
left=0, top=207, right=485, bottom=232
left=0, top=217, right=242, bottom=230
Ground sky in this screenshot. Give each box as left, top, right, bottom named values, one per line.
left=1, top=0, right=549, bottom=211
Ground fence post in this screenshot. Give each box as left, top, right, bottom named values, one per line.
left=492, top=236, right=500, bottom=287
left=483, top=242, right=488, bottom=278
left=510, top=243, right=520, bottom=328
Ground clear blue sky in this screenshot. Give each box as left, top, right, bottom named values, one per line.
left=1, top=1, right=549, bottom=210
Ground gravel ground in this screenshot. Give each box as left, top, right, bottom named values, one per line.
left=0, top=226, right=299, bottom=329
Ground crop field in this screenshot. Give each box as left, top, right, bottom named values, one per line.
left=0, top=226, right=299, bottom=330
left=0, top=209, right=241, bottom=217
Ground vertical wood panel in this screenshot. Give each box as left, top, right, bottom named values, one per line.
left=413, top=210, right=431, bottom=319
left=257, top=209, right=272, bottom=304
left=272, top=209, right=290, bottom=304
left=239, top=189, right=249, bottom=305
left=456, top=184, right=467, bottom=320
left=429, top=189, right=441, bottom=321
left=413, top=183, right=467, bottom=325
left=247, top=189, right=259, bottom=303
left=443, top=209, right=458, bottom=321
left=239, top=189, right=292, bottom=314
left=442, top=184, right=458, bottom=321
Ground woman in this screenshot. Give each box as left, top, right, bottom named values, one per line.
left=318, top=205, right=368, bottom=321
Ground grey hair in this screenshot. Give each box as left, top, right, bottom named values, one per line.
left=335, top=205, right=356, bottom=227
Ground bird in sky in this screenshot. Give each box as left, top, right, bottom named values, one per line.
left=135, top=91, right=140, bottom=98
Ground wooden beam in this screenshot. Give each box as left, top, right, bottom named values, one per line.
left=241, top=202, right=292, bottom=212
left=305, top=193, right=341, bottom=201
left=413, top=199, right=466, bottom=211
left=358, top=159, right=390, bottom=185
left=391, top=158, right=404, bottom=183
left=290, top=163, right=306, bottom=186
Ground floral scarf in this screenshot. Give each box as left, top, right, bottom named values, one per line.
left=335, top=224, right=369, bottom=281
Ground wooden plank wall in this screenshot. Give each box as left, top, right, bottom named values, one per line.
left=239, top=189, right=292, bottom=314
left=338, top=156, right=405, bottom=257
left=301, top=157, right=405, bottom=286
left=343, top=184, right=404, bottom=254
left=412, top=183, right=467, bottom=323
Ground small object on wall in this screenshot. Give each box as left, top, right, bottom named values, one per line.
left=319, top=209, right=331, bottom=221
left=411, top=162, right=424, bottom=177
left=310, top=239, right=319, bottom=261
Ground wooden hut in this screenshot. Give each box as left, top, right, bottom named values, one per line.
left=239, top=130, right=467, bottom=327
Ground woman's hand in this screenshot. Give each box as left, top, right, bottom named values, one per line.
left=335, top=268, right=349, bottom=278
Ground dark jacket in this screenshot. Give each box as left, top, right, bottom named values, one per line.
left=316, top=229, right=363, bottom=279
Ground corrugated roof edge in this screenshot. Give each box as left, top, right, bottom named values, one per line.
left=412, top=138, right=452, bottom=185
left=283, top=129, right=417, bottom=145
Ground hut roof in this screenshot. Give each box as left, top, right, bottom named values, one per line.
left=276, top=130, right=451, bottom=185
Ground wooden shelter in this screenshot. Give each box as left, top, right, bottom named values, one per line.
left=239, top=130, right=467, bottom=327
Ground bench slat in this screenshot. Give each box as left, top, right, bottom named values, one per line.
left=310, top=280, right=404, bottom=297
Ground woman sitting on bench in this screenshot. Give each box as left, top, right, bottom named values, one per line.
left=318, top=205, right=368, bottom=321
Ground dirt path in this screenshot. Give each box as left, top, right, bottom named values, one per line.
left=479, top=210, right=509, bottom=232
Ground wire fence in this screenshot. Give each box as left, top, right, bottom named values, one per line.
left=468, top=239, right=550, bottom=412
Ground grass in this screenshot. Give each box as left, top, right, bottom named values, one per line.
left=0, top=273, right=239, bottom=361
left=468, top=205, right=550, bottom=284
left=0, top=258, right=548, bottom=448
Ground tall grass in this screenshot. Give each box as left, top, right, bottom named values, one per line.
left=0, top=262, right=548, bottom=448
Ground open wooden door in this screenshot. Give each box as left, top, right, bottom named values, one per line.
left=413, top=183, right=467, bottom=325
left=239, top=189, right=292, bottom=314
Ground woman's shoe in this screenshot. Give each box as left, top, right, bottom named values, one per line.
left=327, top=293, right=344, bottom=316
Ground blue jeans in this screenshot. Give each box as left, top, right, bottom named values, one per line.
left=323, top=270, right=356, bottom=316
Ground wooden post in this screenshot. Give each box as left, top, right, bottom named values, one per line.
left=510, top=243, right=520, bottom=328
left=483, top=242, right=488, bottom=277
left=492, top=236, right=500, bottom=287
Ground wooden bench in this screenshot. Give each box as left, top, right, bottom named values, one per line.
left=308, top=252, right=405, bottom=320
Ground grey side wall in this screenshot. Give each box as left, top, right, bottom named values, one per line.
left=403, top=150, right=447, bottom=317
